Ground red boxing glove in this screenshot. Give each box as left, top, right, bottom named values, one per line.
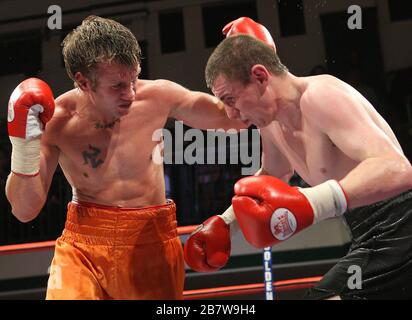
left=8, top=78, right=55, bottom=176
left=184, top=216, right=231, bottom=272
left=222, top=17, right=276, bottom=52
left=8, top=78, right=55, bottom=139
left=232, top=176, right=348, bottom=248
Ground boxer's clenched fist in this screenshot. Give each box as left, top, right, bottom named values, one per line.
left=184, top=216, right=231, bottom=272
left=223, top=17, right=276, bottom=52
left=232, top=175, right=348, bottom=248
left=8, top=78, right=55, bottom=176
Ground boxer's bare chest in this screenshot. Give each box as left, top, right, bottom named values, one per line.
left=56, top=103, right=168, bottom=186
left=263, top=121, right=357, bottom=185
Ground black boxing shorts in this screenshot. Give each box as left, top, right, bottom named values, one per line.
left=305, top=189, right=412, bottom=300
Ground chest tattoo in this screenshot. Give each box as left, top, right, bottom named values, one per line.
left=82, top=144, right=104, bottom=168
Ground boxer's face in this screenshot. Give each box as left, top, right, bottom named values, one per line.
left=212, top=73, right=276, bottom=128
left=85, top=61, right=140, bottom=119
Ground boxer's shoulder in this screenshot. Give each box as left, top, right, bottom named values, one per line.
left=52, top=90, right=76, bottom=120
left=43, top=90, right=77, bottom=136
left=135, top=79, right=165, bottom=100
left=137, top=79, right=180, bottom=95
left=300, top=76, right=342, bottom=111
left=306, top=73, right=339, bottom=84
left=135, top=79, right=186, bottom=108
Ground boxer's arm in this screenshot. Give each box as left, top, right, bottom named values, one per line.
left=6, top=91, right=61, bottom=224
left=166, top=81, right=246, bottom=131
left=6, top=140, right=59, bottom=222
left=301, top=84, right=412, bottom=209
left=255, top=134, right=293, bottom=182
left=220, top=135, right=293, bottom=225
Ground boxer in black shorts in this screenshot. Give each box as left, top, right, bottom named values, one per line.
left=307, top=189, right=412, bottom=299
left=183, top=18, right=412, bottom=299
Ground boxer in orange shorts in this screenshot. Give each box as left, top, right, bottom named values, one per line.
left=47, top=201, right=183, bottom=299
left=5, top=16, right=245, bottom=299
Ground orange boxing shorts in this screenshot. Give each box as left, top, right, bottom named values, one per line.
left=46, top=200, right=185, bottom=300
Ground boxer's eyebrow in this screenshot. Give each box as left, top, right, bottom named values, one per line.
left=219, top=94, right=230, bottom=103
left=220, top=94, right=235, bottom=107
left=111, top=81, right=127, bottom=89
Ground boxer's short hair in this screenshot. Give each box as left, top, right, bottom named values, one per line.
left=62, top=15, right=141, bottom=89
left=205, top=34, right=288, bottom=88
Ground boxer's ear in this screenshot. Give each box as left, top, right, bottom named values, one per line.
left=74, top=72, right=91, bottom=91
left=250, top=64, right=269, bottom=85
left=137, top=64, right=142, bottom=77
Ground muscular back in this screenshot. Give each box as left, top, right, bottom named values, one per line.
left=44, top=80, right=171, bottom=207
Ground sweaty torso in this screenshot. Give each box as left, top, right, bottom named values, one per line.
left=45, top=80, right=170, bottom=207
left=260, top=75, right=403, bottom=186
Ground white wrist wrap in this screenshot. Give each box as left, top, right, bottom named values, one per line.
left=10, top=137, right=41, bottom=176
left=299, top=180, right=348, bottom=224
left=218, top=206, right=240, bottom=237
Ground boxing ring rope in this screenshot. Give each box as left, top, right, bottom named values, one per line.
left=0, top=225, right=322, bottom=299
left=0, top=240, right=56, bottom=255
left=183, top=277, right=323, bottom=300
left=0, top=225, right=199, bottom=255
left=177, top=225, right=198, bottom=235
